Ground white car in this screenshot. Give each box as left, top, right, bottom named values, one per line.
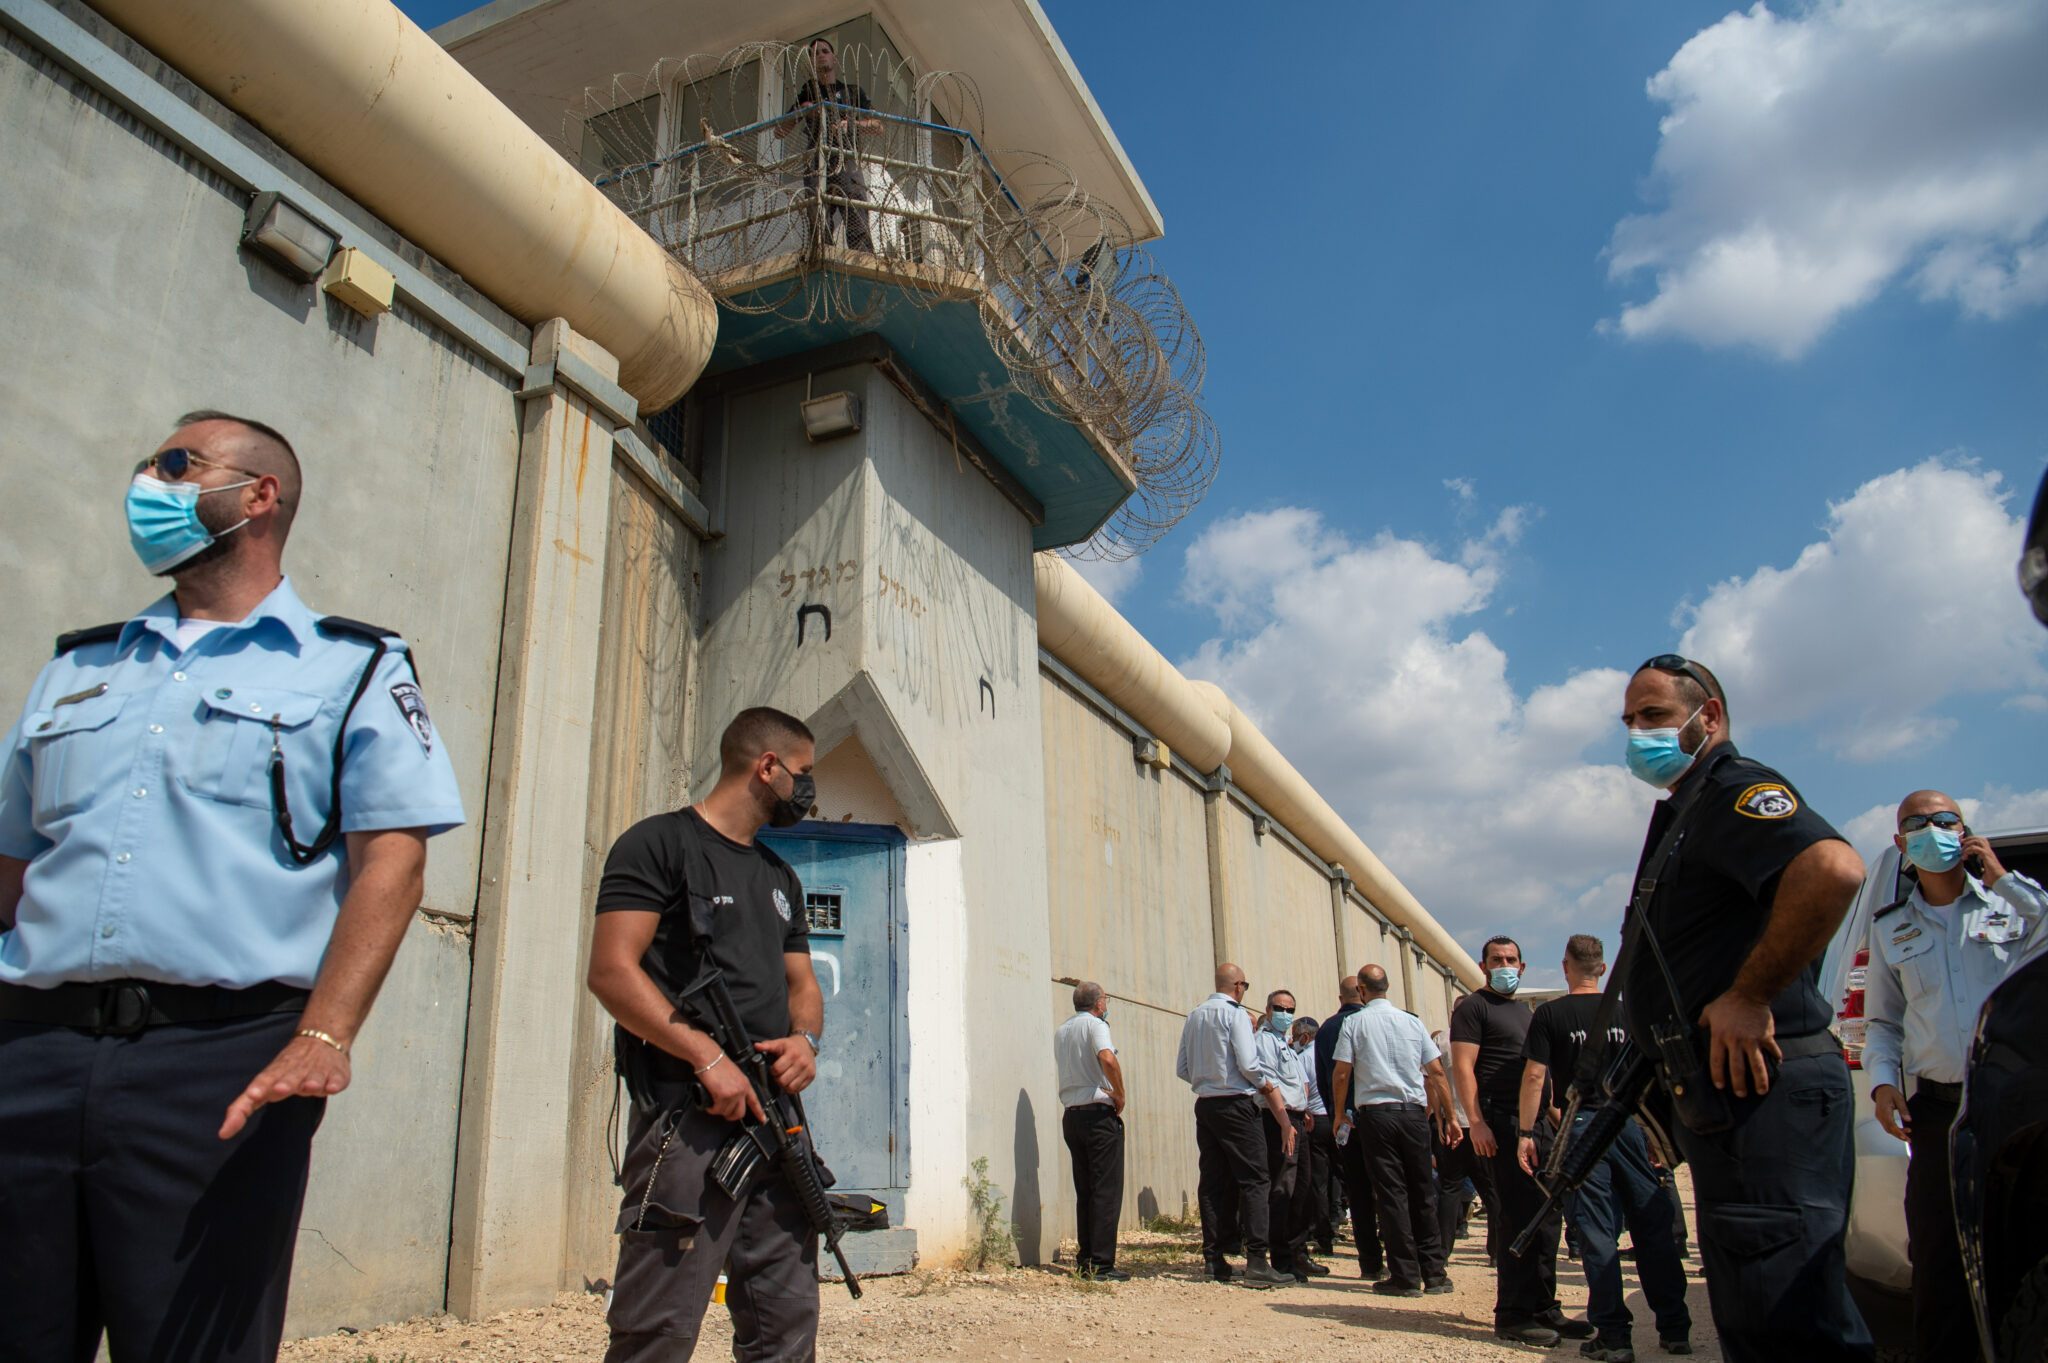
left=1816, top=826, right=2048, bottom=1321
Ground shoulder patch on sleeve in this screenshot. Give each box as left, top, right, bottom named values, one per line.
left=1734, top=782, right=1799, bottom=820
left=389, top=681, right=434, bottom=754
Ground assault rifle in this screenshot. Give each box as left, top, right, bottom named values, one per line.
left=678, top=967, right=862, bottom=1299
left=1508, top=1043, right=1664, bottom=1257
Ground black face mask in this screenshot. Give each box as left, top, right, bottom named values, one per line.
left=769, top=771, right=816, bottom=828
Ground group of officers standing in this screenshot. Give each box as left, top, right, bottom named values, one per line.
left=1052, top=655, right=2045, bottom=1363
left=2, top=412, right=2042, bottom=1363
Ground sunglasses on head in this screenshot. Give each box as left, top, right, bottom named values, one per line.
left=1639, top=654, right=1717, bottom=702
left=1900, top=811, right=1966, bottom=833
left=136, top=447, right=260, bottom=481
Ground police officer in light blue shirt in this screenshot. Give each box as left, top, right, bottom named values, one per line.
left=0, top=412, right=466, bottom=1363
left=1176, top=962, right=1293, bottom=1287
left=1863, top=791, right=2048, bottom=1363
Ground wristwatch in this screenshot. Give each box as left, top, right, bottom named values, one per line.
left=796, top=1029, right=822, bottom=1055
left=1518, top=1127, right=1539, bottom=1138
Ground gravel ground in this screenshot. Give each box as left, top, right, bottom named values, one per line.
left=285, top=1198, right=1724, bottom=1363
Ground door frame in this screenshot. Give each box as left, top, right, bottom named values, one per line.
left=760, top=821, right=911, bottom=1199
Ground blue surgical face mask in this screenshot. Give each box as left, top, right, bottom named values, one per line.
left=126, top=473, right=252, bottom=574
left=1268, top=1009, right=1295, bottom=1035
left=1903, top=827, right=1964, bottom=874
left=1488, top=966, right=1521, bottom=996
left=1625, top=705, right=1706, bottom=788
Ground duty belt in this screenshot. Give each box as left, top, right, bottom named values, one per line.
left=1916, top=1078, right=1963, bottom=1104
left=0, top=979, right=309, bottom=1035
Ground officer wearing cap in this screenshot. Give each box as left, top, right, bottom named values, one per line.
left=1864, top=790, right=2048, bottom=1363
left=1619, top=655, right=1871, bottom=1363
left=0, top=411, right=466, bottom=1363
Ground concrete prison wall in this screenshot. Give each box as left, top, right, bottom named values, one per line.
left=1035, top=554, right=1473, bottom=1247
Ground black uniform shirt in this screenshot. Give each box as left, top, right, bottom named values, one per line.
left=1314, top=1002, right=1362, bottom=1112
left=1622, top=742, right=1844, bottom=1040
left=1450, top=989, right=1534, bottom=1108
left=785, top=80, right=875, bottom=172
left=595, top=807, right=810, bottom=1044
left=1524, top=992, right=1624, bottom=1107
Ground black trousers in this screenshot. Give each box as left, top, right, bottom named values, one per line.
left=1306, top=1112, right=1337, bottom=1249
left=1194, top=1094, right=1271, bottom=1259
left=1568, top=1111, right=1690, bottom=1340
left=1062, top=1103, right=1125, bottom=1270
left=1334, top=1113, right=1386, bottom=1273
left=606, top=1098, right=820, bottom=1363
left=1435, top=1125, right=1483, bottom=1242
left=1356, top=1104, right=1445, bottom=1286
left=1906, top=1089, right=1975, bottom=1363
left=1263, top=1110, right=1312, bottom=1269
left=1674, top=1050, right=1871, bottom=1363
left=1484, top=1096, right=1561, bottom=1326
left=802, top=168, right=874, bottom=252
left=0, top=1012, right=323, bottom=1363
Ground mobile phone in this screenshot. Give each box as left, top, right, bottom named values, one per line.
left=1965, top=853, right=1986, bottom=877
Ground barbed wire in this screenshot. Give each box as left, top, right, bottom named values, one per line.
left=567, top=42, right=1216, bottom=559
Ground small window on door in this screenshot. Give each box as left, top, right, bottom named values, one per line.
left=806, top=891, right=844, bottom=934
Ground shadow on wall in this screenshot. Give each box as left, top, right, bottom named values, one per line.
left=1137, top=1186, right=1159, bottom=1223
left=1013, top=1088, right=1041, bottom=1265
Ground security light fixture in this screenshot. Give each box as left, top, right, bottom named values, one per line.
left=1253, top=815, right=1272, bottom=840
left=800, top=390, right=862, bottom=443
left=241, top=191, right=337, bottom=281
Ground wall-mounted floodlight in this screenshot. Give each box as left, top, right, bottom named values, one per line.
left=1253, top=815, right=1272, bottom=840
left=800, top=391, right=862, bottom=443
left=1133, top=737, right=1172, bottom=770
left=241, top=191, right=337, bottom=281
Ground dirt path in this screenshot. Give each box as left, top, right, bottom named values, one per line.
left=285, top=1213, right=1724, bottom=1363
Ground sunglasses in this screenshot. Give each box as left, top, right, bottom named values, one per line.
left=1639, top=654, right=1717, bottom=703
left=136, top=447, right=261, bottom=481
left=1900, top=811, right=1966, bottom=833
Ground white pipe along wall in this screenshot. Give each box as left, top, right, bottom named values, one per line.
left=84, top=0, right=717, bottom=410
left=1034, top=553, right=1482, bottom=988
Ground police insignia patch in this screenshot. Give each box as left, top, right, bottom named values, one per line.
left=1734, top=782, right=1797, bottom=819
left=772, top=888, right=792, bottom=922
left=389, top=682, right=434, bottom=754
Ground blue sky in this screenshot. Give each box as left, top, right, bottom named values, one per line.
left=409, top=0, right=2048, bottom=984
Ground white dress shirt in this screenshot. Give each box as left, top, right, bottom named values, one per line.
left=1332, top=998, right=1441, bottom=1108
left=1054, top=1010, right=1117, bottom=1107
left=1176, top=993, right=1271, bottom=1097
left=1863, top=870, right=2048, bottom=1093
left=1253, top=1026, right=1309, bottom=1112
left=1298, top=1046, right=1328, bottom=1116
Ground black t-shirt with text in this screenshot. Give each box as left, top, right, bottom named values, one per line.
left=1524, top=992, right=1625, bottom=1107
left=785, top=80, right=875, bottom=171
left=1622, top=743, right=1844, bottom=1040
left=1450, top=989, right=1533, bottom=1108
left=595, top=808, right=809, bottom=1045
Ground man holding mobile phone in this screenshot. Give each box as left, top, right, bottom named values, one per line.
left=1864, top=790, right=2048, bottom=1363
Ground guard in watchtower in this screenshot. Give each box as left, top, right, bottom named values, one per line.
left=588, top=706, right=828, bottom=1362
left=0, top=412, right=467, bottom=1363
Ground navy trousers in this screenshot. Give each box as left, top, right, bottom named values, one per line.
left=1674, top=1050, right=1872, bottom=1363
left=0, top=1012, right=322, bottom=1363
left=1567, top=1111, right=1691, bottom=1342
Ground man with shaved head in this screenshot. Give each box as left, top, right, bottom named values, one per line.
left=1863, top=789, right=2047, bottom=1362
left=1176, top=962, right=1293, bottom=1286
left=0, top=412, right=465, bottom=1360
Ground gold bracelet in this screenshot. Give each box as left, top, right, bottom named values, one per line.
left=694, top=1051, right=726, bottom=1076
left=297, top=1027, right=351, bottom=1058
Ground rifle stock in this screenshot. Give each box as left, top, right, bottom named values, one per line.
left=679, top=968, right=863, bottom=1299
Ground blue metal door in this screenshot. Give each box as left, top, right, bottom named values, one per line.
left=758, top=824, right=906, bottom=1199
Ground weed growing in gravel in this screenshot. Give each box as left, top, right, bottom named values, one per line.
left=1068, top=1270, right=1114, bottom=1294
left=960, top=1157, right=1015, bottom=1270
left=1143, top=1210, right=1200, bottom=1234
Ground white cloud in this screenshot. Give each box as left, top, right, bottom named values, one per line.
left=1178, top=507, right=1653, bottom=974
left=1606, top=0, right=2048, bottom=357
left=1841, top=783, right=2048, bottom=862
left=1061, top=552, right=1142, bottom=607
left=1677, top=458, right=2045, bottom=759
